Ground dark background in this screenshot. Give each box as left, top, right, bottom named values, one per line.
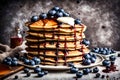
left=0, top=0, right=120, bottom=50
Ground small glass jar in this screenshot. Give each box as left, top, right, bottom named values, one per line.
left=10, top=26, right=23, bottom=48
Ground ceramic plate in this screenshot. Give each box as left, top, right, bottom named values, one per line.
left=18, top=54, right=104, bottom=70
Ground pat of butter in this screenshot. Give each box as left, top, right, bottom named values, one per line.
left=57, top=17, right=75, bottom=26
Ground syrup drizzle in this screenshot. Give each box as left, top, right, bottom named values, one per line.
left=73, top=25, right=77, bottom=50
left=64, top=38, right=68, bottom=65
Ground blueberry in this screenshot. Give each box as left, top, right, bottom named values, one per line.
left=93, top=67, right=99, bottom=73
left=12, top=61, right=18, bottom=66
left=58, top=8, right=64, bottom=12
left=101, top=50, right=107, bottom=55
left=92, top=47, right=99, bottom=53
left=82, top=59, right=91, bottom=65
left=14, top=75, right=18, bottom=79
left=99, top=48, right=104, bottom=52
left=90, top=57, right=96, bottom=63
left=48, top=10, right=56, bottom=16
left=83, top=54, right=91, bottom=59
left=52, top=6, right=60, bottom=11
left=82, top=39, right=90, bottom=46
left=101, top=75, right=105, bottom=79
left=55, top=11, right=63, bottom=17
left=31, top=15, right=39, bottom=22
left=70, top=67, right=78, bottom=73
left=92, top=54, right=97, bottom=59
left=38, top=71, right=45, bottom=77
left=109, top=55, right=116, bottom=61
left=6, top=57, right=12, bottom=61
left=24, top=59, right=30, bottom=65
left=44, top=71, right=48, bottom=75
left=63, top=12, right=70, bottom=17
left=76, top=72, right=83, bottom=78
left=12, top=57, right=17, bottom=61
left=34, top=66, right=41, bottom=73
left=32, top=57, right=41, bottom=65
left=83, top=68, right=90, bottom=75
left=6, top=61, right=12, bottom=66
left=3, top=59, right=7, bottom=63
left=24, top=68, right=29, bottom=73
left=111, top=49, right=116, bottom=53
left=68, top=63, right=74, bottom=67
left=26, top=72, right=31, bottom=77
left=29, top=60, right=35, bottom=66
left=39, top=13, right=47, bottom=19
left=74, top=19, right=81, bottom=24
left=102, top=60, right=110, bottom=66
left=95, top=73, right=100, bottom=78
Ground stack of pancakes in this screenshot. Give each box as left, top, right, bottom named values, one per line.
left=25, top=18, right=89, bottom=66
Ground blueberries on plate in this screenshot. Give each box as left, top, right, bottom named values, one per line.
left=70, top=67, right=78, bottom=73
left=31, top=15, right=39, bottom=22
left=48, top=10, right=56, bottom=17
left=32, top=57, right=41, bottom=65
left=26, top=72, right=31, bottom=77
left=24, top=59, right=30, bottom=65
left=93, top=67, right=99, bottom=73
left=90, top=57, right=96, bottom=63
left=12, top=60, right=18, bottom=66
left=82, top=59, right=91, bottom=65
left=74, top=19, right=81, bottom=24
left=83, top=68, right=91, bottom=75
left=52, top=6, right=60, bottom=11
left=55, top=11, right=63, bottom=17
left=29, top=60, right=35, bottom=66
left=102, top=60, right=110, bottom=66
left=83, top=54, right=91, bottom=59
left=39, top=13, right=47, bottom=19
left=68, top=63, right=74, bottom=67
left=76, top=72, right=83, bottom=78
left=95, top=73, right=101, bottom=78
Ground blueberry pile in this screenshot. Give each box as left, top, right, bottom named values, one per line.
left=91, top=47, right=116, bottom=55
left=68, top=63, right=99, bottom=78
left=3, top=57, right=18, bottom=66
left=30, top=6, right=82, bottom=25
left=82, top=53, right=97, bottom=65
left=24, top=57, right=41, bottom=66
left=23, top=66, right=48, bottom=77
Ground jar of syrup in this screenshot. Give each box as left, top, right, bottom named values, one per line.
left=10, top=26, right=23, bottom=48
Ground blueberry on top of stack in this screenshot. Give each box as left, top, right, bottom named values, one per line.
left=25, top=6, right=90, bottom=66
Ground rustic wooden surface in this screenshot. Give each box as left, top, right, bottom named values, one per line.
left=4, top=56, right=120, bottom=80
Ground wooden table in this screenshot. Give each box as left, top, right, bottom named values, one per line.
left=4, top=56, right=120, bottom=80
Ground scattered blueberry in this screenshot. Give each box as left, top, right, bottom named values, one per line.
left=95, top=73, right=100, bottom=78
left=102, top=60, right=110, bottom=66
left=70, top=67, right=78, bottom=73
left=82, top=59, right=91, bottom=65
left=38, top=71, right=45, bottom=77
left=34, top=66, right=41, bottom=73
left=44, top=71, right=48, bottom=75
left=24, top=68, right=29, bottom=73
left=93, top=67, right=99, bottom=73
left=101, top=75, right=105, bottom=79
left=26, top=72, right=31, bottom=77
left=82, top=39, right=90, bottom=46
left=92, top=47, right=99, bottom=53
left=12, top=57, right=17, bottom=61
left=39, top=13, right=47, bottom=19
left=31, top=15, right=39, bottom=22
left=76, top=72, right=83, bottom=78
left=83, top=68, right=90, bottom=75
left=74, top=19, right=81, bottom=24
left=109, top=55, right=116, bottom=61
left=14, top=75, right=18, bottom=79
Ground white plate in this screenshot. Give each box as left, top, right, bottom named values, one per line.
left=18, top=54, right=104, bottom=70
left=92, top=51, right=120, bottom=60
